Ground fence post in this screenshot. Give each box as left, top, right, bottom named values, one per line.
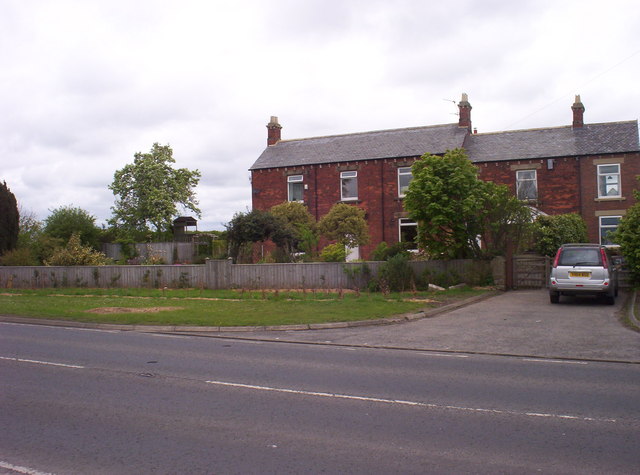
left=206, top=258, right=232, bottom=289
left=505, top=241, right=514, bottom=290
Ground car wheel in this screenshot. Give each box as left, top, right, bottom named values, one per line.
left=550, top=292, right=560, bottom=304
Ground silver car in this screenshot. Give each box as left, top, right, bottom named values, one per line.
left=549, top=243, right=618, bottom=305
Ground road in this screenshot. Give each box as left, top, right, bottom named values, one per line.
left=1, top=322, right=639, bottom=474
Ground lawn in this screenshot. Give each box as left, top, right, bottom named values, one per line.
left=0, top=287, right=488, bottom=327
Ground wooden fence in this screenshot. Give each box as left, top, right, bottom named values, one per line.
left=0, top=258, right=489, bottom=290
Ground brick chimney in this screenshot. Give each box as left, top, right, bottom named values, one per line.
left=458, top=93, right=472, bottom=132
left=267, top=116, right=282, bottom=146
left=571, top=95, right=585, bottom=128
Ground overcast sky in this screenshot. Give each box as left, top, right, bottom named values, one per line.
left=2, top=0, right=638, bottom=231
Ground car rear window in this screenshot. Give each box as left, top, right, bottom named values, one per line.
left=558, top=248, right=602, bottom=266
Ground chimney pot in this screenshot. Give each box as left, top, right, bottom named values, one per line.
left=267, top=116, right=282, bottom=146
left=571, top=95, right=585, bottom=128
left=458, top=93, right=472, bottom=132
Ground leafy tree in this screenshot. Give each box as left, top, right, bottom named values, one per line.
left=109, top=143, right=201, bottom=236
left=3, top=208, right=62, bottom=265
left=530, top=213, right=588, bottom=257
left=613, top=179, right=640, bottom=283
left=16, top=208, right=42, bottom=250
left=479, top=182, right=533, bottom=257
left=45, top=233, right=109, bottom=266
left=0, top=181, right=19, bottom=255
left=270, top=201, right=317, bottom=259
left=225, top=209, right=292, bottom=263
left=43, top=205, right=101, bottom=249
left=317, top=203, right=370, bottom=248
left=404, top=148, right=531, bottom=259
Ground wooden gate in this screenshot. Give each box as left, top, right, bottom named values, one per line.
left=513, top=255, right=550, bottom=289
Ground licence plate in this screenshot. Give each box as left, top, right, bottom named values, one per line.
left=569, top=271, right=591, bottom=278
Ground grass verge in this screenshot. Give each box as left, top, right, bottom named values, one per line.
left=0, top=287, right=489, bottom=327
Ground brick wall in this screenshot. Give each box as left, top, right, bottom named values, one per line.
left=477, top=157, right=581, bottom=216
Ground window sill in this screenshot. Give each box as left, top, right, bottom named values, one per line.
left=595, top=196, right=625, bottom=202
left=338, top=199, right=361, bottom=204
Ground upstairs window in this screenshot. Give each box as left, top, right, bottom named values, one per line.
left=598, top=164, right=621, bottom=198
left=516, top=169, right=537, bottom=201
left=340, top=170, right=358, bottom=201
left=287, top=175, right=304, bottom=202
left=398, top=167, right=413, bottom=197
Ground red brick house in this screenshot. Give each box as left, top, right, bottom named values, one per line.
left=250, top=95, right=640, bottom=259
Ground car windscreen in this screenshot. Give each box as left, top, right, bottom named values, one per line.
left=558, top=248, right=602, bottom=266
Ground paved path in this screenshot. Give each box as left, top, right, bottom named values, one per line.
left=193, top=289, right=640, bottom=362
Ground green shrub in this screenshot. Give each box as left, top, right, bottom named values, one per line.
left=418, top=268, right=463, bottom=289
left=376, top=254, right=415, bottom=291
left=0, top=247, right=39, bottom=266
left=45, top=233, right=110, bottom=266
left=320, top=243, right=346, bottom=262
left=531, top=214, right=588, bottom=257
left=371, top=241, right=413, bottom=261
left=613, top=199, right=640, bottom=284
left=343, top=263, right=372, bottom=290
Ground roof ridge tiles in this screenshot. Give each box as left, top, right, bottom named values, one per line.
left=274, top=122, right=460, bottom=144
left=472, top=119, right=638, bottom=136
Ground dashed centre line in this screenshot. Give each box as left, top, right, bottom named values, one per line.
left=521, top=358, right=588, bottom=365
left=0, top=460, right=55, bottom=475
left=0, top=356, right=84, bottom=369
left=1, top=353, right=617, bottom=424
left=205, top=379, right=617, bottom=423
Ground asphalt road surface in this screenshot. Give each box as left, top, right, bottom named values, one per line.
left=1, top=322, right=639, bottom=474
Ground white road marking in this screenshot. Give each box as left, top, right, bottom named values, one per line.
left=205, top=379, right=617, bottom=423
left=521, top=358, right=588, bottom=365
left=0, top=356, right=84, bottom=369
left=0, top=460, right=55, bottom=475
left=418, top=352, right=469, bottom=358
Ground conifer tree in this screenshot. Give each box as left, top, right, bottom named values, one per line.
left=0, top=181, right=19, bottom=255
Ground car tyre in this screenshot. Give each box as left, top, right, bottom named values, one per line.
left=550, top=292, right=560, bottom=304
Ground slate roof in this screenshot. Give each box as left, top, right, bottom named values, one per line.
left=250, top=120, right=639, bottom=170
left=464, top=121, right=640, bottom=163
left=250, top=123, right=468, bottom=170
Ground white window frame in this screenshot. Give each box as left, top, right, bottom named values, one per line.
left=399, top=218, right=418, bottom=250
left=597, top=164, right=621, bottom=198
left=340, top=170, right=358, bottom=201
left=398, top=167, right=413, bottom=198
left=516, top=169, right=538, bottom=201
left=287, top=175, right=304, bottom=202
left=599, top=216, right=621, bottom=245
